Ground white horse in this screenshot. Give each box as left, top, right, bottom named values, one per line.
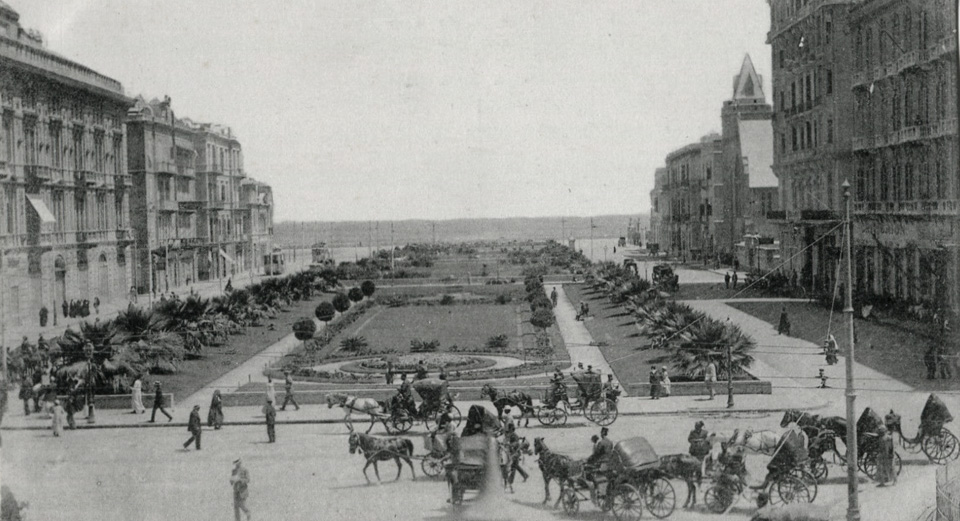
left=326, top=393, right=387, bottom=433
left=702, top=430, right=739, bottom=476
left=732, top=424, right=808, bottom=457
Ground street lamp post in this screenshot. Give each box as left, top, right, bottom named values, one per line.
left=842, top=181, right=860, bottom=521
left=726, top=339, right=734, bottom=408
left=84, top=341, right=96, bottom=424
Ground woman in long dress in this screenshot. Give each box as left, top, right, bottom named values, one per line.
left=131, top=377, right=145, bottom=414
left=51, top=399, right=65, bottom=436
left=208, top=390, right=224, bottom=429
left=661, top=367, right=672, bottom=397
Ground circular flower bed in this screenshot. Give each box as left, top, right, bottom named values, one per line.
left=339, top=354, right=497, bottom=374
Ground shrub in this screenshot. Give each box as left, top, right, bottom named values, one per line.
left=530, top=295, right=552, bottom=312
left=332, top=293, right=351, bottom=313
left=495, top=294, right=512, bottom=305
left=340, top=335, right=369, bottom=353
left=293, top=318, right=317, bottom=341
left=314, top=302, right=336, bottom=323
left=348, top=287, right=364, bottom=303
left=486, top=334, right=510, bottom=349
left=530, top=308, right=556, bottom=330
left=440, top=294, right=455, bottom=305
left=361, top=280, right=376, bottom=297
left=410, top=338, right=440, bottom=353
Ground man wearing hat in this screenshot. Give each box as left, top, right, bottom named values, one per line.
left=230, top=458, right=252, bottom=521
left=504, top=423, right=528, bottom=492
left=263, top=398, right=277, bottom=443
left=280, top=371, right=300, bottom=411
left=502, top=407, right=516, bottom=433
left=184, top=405, right=202, bottom=450
left=688, top=421, right=710, bottom=461
left=150, top=381, right=173, bottom=423
left=586, top=427, right=613, bottom=500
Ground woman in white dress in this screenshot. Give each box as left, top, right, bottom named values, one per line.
left=52, top=399, right=65, bottom=436
left=660, top=367, right=671, bottom=397
left=131, top=377, right=145, bottom=414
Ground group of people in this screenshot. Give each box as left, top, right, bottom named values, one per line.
left=547, top=364, right=620, bottom=407
left=648, top=366, right=671, bottom=399
left=61, top=297, right=100, bottom=319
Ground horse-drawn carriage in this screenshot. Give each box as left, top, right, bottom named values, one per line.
left=447, top=405, right=508, bottom=504
left=559, top=436, right=673, bottom=520
left=856, top=407, right=903, bottom=481
left=386, top=378, right=462, bottom=434
left=652, top=264, right=678, bottom=292
left=886, top=393, right=959, bottom=465
left=536, top=371, right=619, bottom=427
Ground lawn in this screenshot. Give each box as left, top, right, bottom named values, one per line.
left=675, top=282, right=772, bottom=300
left=148, top=295, right=322, bottom=401
left=729, top=301, right=959, bottom=391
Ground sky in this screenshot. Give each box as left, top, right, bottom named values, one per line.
left=10, top=0, right=772, bottom=222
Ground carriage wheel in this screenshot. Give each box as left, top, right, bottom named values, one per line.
left=421, top=456, right=444, bottom=478
left=589, top=399, right=618, bottom=427
left=808, top=458, right=828, bottom=482
left=560, top=488, right=579, bottom=515
left=536, top=407, right=557, bottom=426
left=787, top=468, right=818, bottom=502
left=642, top=476, right=676, bottom=519
left=426, top=405, right=462, bottom=432
left=923, top=429, right=959, bottom=464
left=704, top=485, right=733, bottom=514
left=611, top=484, right=644, bottom=521
left=388, top=415, right=413, bottom=434
left=860, top=452, right=877, bottom=480
left=771, top=474, right=812, bottom=505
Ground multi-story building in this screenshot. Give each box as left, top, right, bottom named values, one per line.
left=127, top=96, right=202, bottom=295
left=240, top=178, right=273, bottom=270
left=767, top=0, right=856, bottom=292
left=0, top=2, right=134, bottom=335
left=849, top=0, right=958, bottom=311
left=648, top=168, right=667, bottom=251
left=721, top=55, right=779, bottom=269
left=657, top=134, right=722, bottom=261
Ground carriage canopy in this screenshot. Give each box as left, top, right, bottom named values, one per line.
left=922, top=394, right=954, bottom=427
left=458, top=433, right=494, bottom=467
left=413, top=378, right=448, bottom=404
left=611, top=436, right=661, bottom=471
left=570, top=371, right=602, bottom=400
left=462, top=405, right=502, bottom=437
left=857, top=408, right=885, bottom=437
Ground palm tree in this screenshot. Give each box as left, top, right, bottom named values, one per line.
left=660, top=319, right=755, bottom=378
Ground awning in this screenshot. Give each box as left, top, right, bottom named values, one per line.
left=218, top=248, right=236, bottom=265
left=25, top=195, right=56, bottom=224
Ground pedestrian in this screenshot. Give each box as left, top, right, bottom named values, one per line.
left=183, top=405, right=202, bottom=450
left=208, top=390, right=224, bottom=429
left=502, top=407, right=516, bottom=432
left=280, top=371, right=300, bottom=411
left=732, top=271, right=738, bottom=289
left=875, top=425, right=896, bottom=486
left=131, top=376, right=145, bottom=414
left=129, top=285, right=138, bottom=304
left=385, top=362, right=394, bottom=385
left=705, top=361, right=717, bottom=400
left=93, top=297, right=100, bottom=315
left=925, top=347, right=938, bottom=380
left=18, top=375, right=33, bottom=416
left=231, top=458, right=252, bottom=521
left=777, top=306, right=791, bottom=336
left=265, top=376, right=276, bottom=405
left=550, top=287, right=558, bottom=308
left=504, top=423, right=528, bottom=492
left=660, top=366, right=671, bottom=397
left=263, top=399, right=277, bottom=443
left=150, top=381, right=173, bottom=422
left=225, top=278, right=233, bottom=293
left=649, top=368, right=660, bottom=400
left=937, top=345, right=952, bottom=379
left=724, top=272, right=730, bottom=289
left=51, top=399, right=65, bottom=436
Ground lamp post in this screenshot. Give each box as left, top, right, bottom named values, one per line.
left=84, top=341, right=96, bottom=424
left=726, top=337, right=734, bottom=409
left=842, top=180, right=859, bottom=521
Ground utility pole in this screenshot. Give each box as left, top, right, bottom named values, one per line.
left=390, top=222, right=395, bottom=271
left=842, top=180, right=860, bottom=521
left=727, top=323, right=734, bottom=408
left=562, top=217, right=565, bottom=241
left=590, top=217, right=595, bottom=260
left=368, top=221, right=372, bottom=259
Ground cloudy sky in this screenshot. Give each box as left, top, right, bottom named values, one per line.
left=11, top=1, right=772, bottom=222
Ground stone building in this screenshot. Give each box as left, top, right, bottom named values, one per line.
left=659, top=135, right=723, bottom=261
left=648, top=168, right=666, bottom=253
left=767, top=0, right=856, bottom=293
left=849, top=0, right=958, bottom=312
left=240, top=178, right=274, bottom=272
left=0, top=2, right=134, bottom=336
left=126, top=96, right=202, bottom=295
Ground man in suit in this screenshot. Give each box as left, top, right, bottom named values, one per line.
left=150, top=381, right=172, bottom=423
left=263, top=399, right=277, bottom=443
left=183, top=405, right=202, bottom=450
left=280, top=371, right=300, bottom=411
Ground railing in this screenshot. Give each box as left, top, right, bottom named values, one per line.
left=897, top=50, right=920, bottom=73
left=936, top=461, right=960, bottom=520
left=896, top=126, right=921, bottom=145
left=114, top=173, right=132, bottom=187
left=155, top=161, right=177, bottom=174
left=157, top=198, right=179, bottom=212
left=75, top=169, right=107, bottom=187
left=0, top=233, right=28, bottom=248
left=0, top=35, right=123, bottom=95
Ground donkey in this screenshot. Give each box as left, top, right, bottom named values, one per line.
left=347, top=427, right=416, bottom=484
left=327, top=393, right=387, bottom=433
left=533, top=437, right=585, bottom=507
left=480, top=384, right=535, bottom=427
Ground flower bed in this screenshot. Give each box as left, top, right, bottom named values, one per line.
left=339, top=354, right=497, bottom=374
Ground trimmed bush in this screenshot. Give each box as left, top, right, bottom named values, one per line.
left=348, top=287, right=364, bottom=303
left=293, top=318, right=317, bottom=341
left=315, top=301, right=336, bottom=322
left=360, top=280, right=376, bottom=297
left=332, top=293, right=351, bottom=313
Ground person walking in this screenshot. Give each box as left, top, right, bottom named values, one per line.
left=265, top=377, right=276, bottom=405
left=660, top=367, right=671, bottom=397
left=263, top=399, right=277, bottom=443
left=724, top=272, right=730, bottom=289
left=18, top=375, right=33, bottom=416
left=777, top=306, right=791, bottom=336
left=280, top=371, right=300, bottom=411
left=550, top=287, right=558, bottom=308
left=731, top=271, right=738, bottom=289
left=51, top=399, right=65, bottom=437
left=649, top=368, right=660, bottom=400
left=131, top=376, right=145, bottom=414
left=385, top=362, right=394, bottom=385
left=183, top=405, right=202, bottom=450
left=231, top=458, right=252, bottom=521
left=705, top=361, right=717, bottom=400
left=504, top=423, right=528, bottom=492
left=208, top=390, right=224, bottom=429
left=150, top=381, right=173, bottom=423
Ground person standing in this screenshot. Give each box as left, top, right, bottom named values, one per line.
left=131, top=376, right=145, bottom=414
left=502, top=407, right=516, bottom=432
left=385, top=362, right=394, bottom=385
left=504, top=423, right=528, bottom=492
left=150, top=381, right=173, bottom=423
left=231, top=458, right=252, bottom=521
left=184, top=405, right=202, bottom=450
left=18, top=375, right=33, bottom=416
left=724, top=272, right=730, bottom=289
left=129, top=286, right=138, bottom=304
left=51, top=399, right=65, bottom=437
left=550, top=287, right=558, bottom=308
left=263, top=399, right=277, bottom=443
left=875, top=425, right=896, bottom=486
left=208, top=390, right=224, bottom=429
left=265, top=377, right=276, bottom=405
left=731, top=271, right=738, bottom=289
left=280, top=371, right=300, bottom=411
left=777, top=306, right=791, bottom=336
left=705, top=361, right=717, bottom=400
left=660, top=367, right=671, bottom=397
left=649, top=368, right=660, bottom=400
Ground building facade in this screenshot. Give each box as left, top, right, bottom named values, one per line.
left=849, top=0, right=958, bottom=311
left=0, top=3, right=134, bottom=336
left=767, top=0, right=856, bottom=293
left=648, top=168, right=666, bottom=252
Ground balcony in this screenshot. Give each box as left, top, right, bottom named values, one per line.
left=114, top=173, right=132, bottom=187
left=75, top=230, right=113, bottom=243
left=155, top=161, right=177, bottom=175
left=895, top=126, right=921, bottom=145
left=934, top=118, right=958, bottom=138
left=74, top=170, right=107, bottom=188
left=0, top=233, right=28, bottom=248
left=897, top=50, right=921, bottom=73
left=852, top=136, right=872, bottom=151
left=178, top=198, right=205, bottom=211
left=799, top=209, right=839, bottom=221
left=0, top=34, right=124, bottom=96
left=24, top=165, right=51, bottom=185
left=157, top=198, right=179, bottom=212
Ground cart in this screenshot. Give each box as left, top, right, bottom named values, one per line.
left=887, top=394, right=959, bottom=464
left=385, top=378, right=462, bottom=434
left=447, top=434, right=508, bottom=504
left=611, top=436, right=677, bottom=519
left=536, top=372, right=618, bottom=427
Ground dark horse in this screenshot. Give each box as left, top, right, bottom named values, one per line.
left=533, top=437, right=584, bottom=507
left=347, top=428, right=417, bottom=484
left=480, top=384, right=534, bottom=427
left=659, top=454, right=703, bottom=509
left=781, top=409, right=848, bottom=458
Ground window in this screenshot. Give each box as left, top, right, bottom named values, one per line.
left=115, top=192, right=124, bottom=227
left=781, top=134, right=787, bottom=154
left=51, top=190, right=64, bottom=232
left=892, top=161, right=902, bottom=201
left=73, top=128, right=84, bottom=171
left=814, top=120, right=819, bottom=147
left=2, top=113, right=12, bottom=164
left=805, top=75, right=812, bottom=103
left=826, top=69, right=833, bottom=94
left=827, top=119, right=834, bottom=143
left=905, top=160, right=915, bottom=200
left=94, top=132, right=104, bottom=173
left=825, top=17, right=832, bottom=44
left=706, top=167, right=711, bottom=180
left=791, top=82, right=797, bottom=109
left=23, top=121, right=36, bottom=166
left=113, top=136, right=123, bottom=175
left=779, top=49, right=785, bottom=69
left=792, top=126, right=798, bottom=151
left=805, top=121, right=812, bottom=149
left=4, top=185, right=15, bottom=234
left=76, top=192, right=86, bottom=231
left=50, top=123, right=62, bottom=169
left=96, top=193, right=108, bottom=230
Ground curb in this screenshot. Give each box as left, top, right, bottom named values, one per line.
left=0, top=402, right=831, bottom=431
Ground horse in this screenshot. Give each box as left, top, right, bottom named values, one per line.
left=347, top=428, right=416, bottom=483
left=781, top=409, right=847, bottom=457
left=480, top=384, right=535, bottom=427
left=731, top=429, right=784, bottom=457
left=327, top=393, right=387, bottom=433
left=658, top=454, right=703, bottom=509
left=533, top=437, right=585, bottom=507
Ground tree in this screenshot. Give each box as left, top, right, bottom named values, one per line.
left=662, top=319, right=755, bottom=377
left=348, top=287, right=364, bottom=303
left=340, top=336, right=369, bottom=353
left=360, top=280, right=376, bottom=297
left=530, top=308, right=556, bottom=331
left=332, top=293, right=351, bottom=314
left=293, top=318, right=317, bottom=341
left=315, top=302, right=336, bottom=323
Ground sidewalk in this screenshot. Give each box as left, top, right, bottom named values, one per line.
left=547, top=284, right=625, bottom=394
